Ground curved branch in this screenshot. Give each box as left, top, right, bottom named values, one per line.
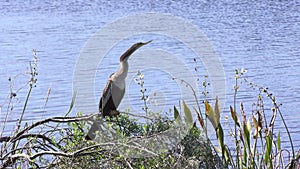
left=0, top=114, right=97, bottom=143
left=1, top=142, right=158, bottom=168
left=1, top=134, right=60, bottom=148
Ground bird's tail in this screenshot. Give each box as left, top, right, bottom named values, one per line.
left=85, top=120, right=101, bottom=140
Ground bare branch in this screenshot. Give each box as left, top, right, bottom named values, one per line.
left=1, top=114, right=97, bottom=144
left=1, top=141, right=159, bottom=168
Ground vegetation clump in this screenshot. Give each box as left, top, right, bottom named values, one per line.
left=0, top=52, right=299, bottom=169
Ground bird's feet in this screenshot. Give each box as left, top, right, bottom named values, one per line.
left=109, top=110, right=120, bottom=116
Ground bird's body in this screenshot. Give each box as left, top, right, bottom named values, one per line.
left=85, top=40, right=151, bottom=140
left=99, top=72, right=125, bottom=117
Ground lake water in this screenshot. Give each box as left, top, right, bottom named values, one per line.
left=0, top=0, right=299, bottom=152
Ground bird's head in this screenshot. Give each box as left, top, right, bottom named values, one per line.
left=120, top=40, right=152, bottom=62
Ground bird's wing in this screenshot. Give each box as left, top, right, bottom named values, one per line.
left=100, top=73, right=114, bottom=110
left=101, top=80, right=112, bottom=109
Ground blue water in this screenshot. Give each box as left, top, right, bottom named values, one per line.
left=0, top=0, right=299, bottom=152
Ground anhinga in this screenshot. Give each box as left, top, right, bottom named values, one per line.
left=85, top=40, right=152, bottom=140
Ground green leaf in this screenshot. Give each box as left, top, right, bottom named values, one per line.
left=193, top=107, right=205, bottom=130
left=243, top=121, right=250, bottom=150
left=277, top=132, right=281, bottom=151
left=216, top=124, right=229, bottom=165
left=265, top=134, right=273, bottom=168
left=214, top=146, right=222, bottom=154
left=252, top=115, right=259, bottom=138
left=182, top=100, right=193, bottom=127
left=64, top=90, right=77, bottom=117
left=174, top=106, right=181, bottom=124
left=247, top=119, right=252, bottom=134
left=230, top=106, right=240, bottom=127
left=217, top=123, right=224, bottom=146
left=243, top=147, right=247, bottom=167
left=224, top=147, right=232, bottom=166
left=205, top=101, right=218, bottom=130
left=214, top=96, right=221, bottom=126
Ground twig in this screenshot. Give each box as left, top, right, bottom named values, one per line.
left=2, top=114, right=97, bottom=144
left=1, top=142, right=158, bottom=168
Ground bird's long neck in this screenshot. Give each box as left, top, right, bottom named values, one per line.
left=114, top=61, right=129, bottom=81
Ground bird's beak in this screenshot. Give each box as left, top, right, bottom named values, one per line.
left=119, top=40, right=153, bottom=62
left=141, top=40, right=152, bottom=46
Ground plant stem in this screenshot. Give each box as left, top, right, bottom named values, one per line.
left=234, top=73, right=239, bottom=168
left=11, top=85, right=32, bottom=154
left=276, top=104, right=294, bottom=159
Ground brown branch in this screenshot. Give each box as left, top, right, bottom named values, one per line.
left=1, top=134, right=60, bottom=148
left=1, top=142, right=158, bottom=168
left=1, top=143, right=103, bottom=168
left=0, top=136, right=10, bottom=142
left=1, top=114, right=97, bottom=144
left=0, top=114, right=99, bottom=168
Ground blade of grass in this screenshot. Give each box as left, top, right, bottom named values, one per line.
left=182, top=100, right=193, bottom=127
